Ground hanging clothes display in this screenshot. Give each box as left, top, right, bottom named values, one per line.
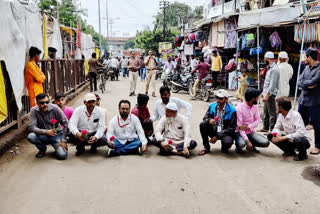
left=224, top=18, right=237, bottom=49
left=294, top=22, right=319, bottom=43
left=0, top=62, right=8, bottom=123
left=217, top=20, right=225, bottom=47
left=211, top=22, right=218, bottom=47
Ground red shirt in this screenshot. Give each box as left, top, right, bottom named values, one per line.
left=191, top=62, right=209, bottom=80
left=131, top=106, right=150, bottom=124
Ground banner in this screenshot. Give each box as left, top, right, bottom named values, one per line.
left=0, top=62, right=8, bottom=123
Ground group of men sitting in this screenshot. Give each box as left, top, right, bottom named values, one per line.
left=28, top=85, right=311, bottom=161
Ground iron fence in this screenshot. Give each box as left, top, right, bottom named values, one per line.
left=0, top=59, right=86, bottom=135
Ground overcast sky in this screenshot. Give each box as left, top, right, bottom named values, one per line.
left=80, top=0, right=205, bottom=37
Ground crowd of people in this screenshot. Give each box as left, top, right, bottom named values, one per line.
left=25, top=46, right=320, bottom=162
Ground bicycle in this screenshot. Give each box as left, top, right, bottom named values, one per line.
left=97, top=68, right=107, bottom=93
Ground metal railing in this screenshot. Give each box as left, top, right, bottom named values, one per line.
left=0, top=59, right=86, bottom=135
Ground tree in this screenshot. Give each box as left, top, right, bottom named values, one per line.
left=124, top=38, right=135, bottom=50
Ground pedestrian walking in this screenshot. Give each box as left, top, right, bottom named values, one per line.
left=127, top=51, right=140, bottom=96
left=144, top=50, right=158, bottom=97
left=210, top=50, right=222, bottom=88
left=88, top=53, right=104, bottom=92
left=298, top=48, right=320, bottom=155
left=139, top=55, right=146, bottom=81
left=120, top=55, right=128, bottom=78
left=260, top=51, right=280, bottom=132
left=27, top=93, right=68, bottom=160
left=25, top=46, right=46, bottom=107
left=278, top=51, right=293, bottom=97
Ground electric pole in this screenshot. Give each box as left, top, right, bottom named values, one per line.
left=159, top=0, right=169, bottom=41
left=106, top=0, right=109, bottom=51
left=98, top=0, right=102, bottom=56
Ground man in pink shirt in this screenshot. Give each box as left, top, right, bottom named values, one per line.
left=235, top=88, right=269, bottom=153
left=54, top=92, right=74, bottom=121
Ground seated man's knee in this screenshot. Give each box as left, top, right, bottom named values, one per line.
left=189, top=140, right=197, bottom=150
left=27, top=133, right=37, bottom=143
left=236, top=139, right=246, bottom=149
left=222, top=136, right=234, bottom=148
left=199, top=121, right=209, bottom=130
left=56, top=146, right=68, bottom=160
left=261, top=139, right=270, bottom=147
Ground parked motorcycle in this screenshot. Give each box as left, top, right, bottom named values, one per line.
left=188, top=73, right=212, bottom=102
left=170, top=67, right=192, bottom=93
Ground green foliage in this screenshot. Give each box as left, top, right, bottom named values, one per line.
left=135, top=28, right=179, bottom=55
left=124, top=38, right=135, bottom=50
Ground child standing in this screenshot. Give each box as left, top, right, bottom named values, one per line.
left=235, top=70, right=249, bottom=101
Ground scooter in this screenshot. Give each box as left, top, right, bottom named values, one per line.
left=170, top=67, right=192, bottom=93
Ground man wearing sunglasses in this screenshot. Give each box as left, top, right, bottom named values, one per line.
left=199, top=89, right=237, bottom=155
left=69, top=93, right=107, bottom=156
left=27, top=93, right=69, bottom=159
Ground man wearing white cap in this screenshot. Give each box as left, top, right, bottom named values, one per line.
left=69, top=93, right=107, bottom=156
left=154, top=103, right=197, bottom=158
left=278, top=51, right=293, bottom=97
left=199, top=89, right=237, bottom=155
left=260, top=51, right=280, bottom=132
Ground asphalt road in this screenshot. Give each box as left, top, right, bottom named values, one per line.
left=0, top=77, right=319, bottom=214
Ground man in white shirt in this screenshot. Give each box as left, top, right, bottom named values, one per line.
left=110, top=57, right=120, bottom=80
left=120, top=55, right=128, bottom=78
left=107, top=100, right=148, bottom=157
left=278, top=51, right=293, bottom=97
left=155, top=103, right=197, bottom=158
left=268, top=97, right=311, bottom=161
left=69, top=93, right=107, bottom=156
left=151, top=86, right=192, bottom=122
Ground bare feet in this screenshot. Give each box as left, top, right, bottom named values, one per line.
left=199, top=148, right=209, bottom=156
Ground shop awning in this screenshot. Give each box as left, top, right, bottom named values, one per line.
left=238, top=5, right=302, bottom=29
left=60, top=25, right=76, bottom=36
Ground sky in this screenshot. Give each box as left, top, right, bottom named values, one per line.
left=80, top=0, right=206, bottom=38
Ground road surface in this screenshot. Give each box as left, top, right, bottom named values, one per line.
left=0, top=77, right=319, bottom=214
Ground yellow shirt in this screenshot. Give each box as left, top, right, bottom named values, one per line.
left=211, top=56, right=222, bottom=71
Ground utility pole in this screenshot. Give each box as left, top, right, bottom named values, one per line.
left=159, top=0, right=169, bottom=41
left=106, top=0, right=109, bottom=51
left=98, top=0, right=102, bottom=56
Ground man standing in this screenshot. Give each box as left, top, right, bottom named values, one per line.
left=260, top=51, right=280, bottom=132
left=151, top=86, right=192, bottom=122
left=27, top=93, right=68, bottom=159
left=88, top=53, right=104, bottom=92
left=298, top=48, right=320, bottom=155
left=69, top=93, right=107, bottom=156
left=25, top=46, right=46, bottom=107
left=154, top=103, right=197, bottom=158
left=144, top=50, right=159, bottom=97
left=107, top=100, right=148, bottom=157
left=120, top=55, right=128, bottom=78
left=210, top=50, right=222, bottom=88
left=199, top=89, right=237, bottom=155
left=54, top=92, right=74, bottom=121
left=235, top=88, right=269, bottom=153
left=131, top=94, right=153, bottom=142
left=278, top=51, right=293, bottom=97
left=127, top=52, right=140, bottom=96
left=268, top=97, right=311, bottom=161
left=139, top=55, right=146, bottom=81
left=227, top=54, right=237, bottom=90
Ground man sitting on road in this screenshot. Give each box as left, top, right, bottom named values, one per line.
left=54, top=92, right=74, bottom=121
left=69, top=93, right=107, bottom=156
left=107, top=100, right=148, bottom=157
left=235, top=88, right=270, bottom=153
left=151, top=86, right=192, bottom=122
left=199, top=89, right=237, bottom=155
left=27, top=93, right=68, bottom=160
left=131, top=94, right=154, bottom=143
left=268, top=97, right=311, bottom=161
left=154, top=103, right=197, bottom=158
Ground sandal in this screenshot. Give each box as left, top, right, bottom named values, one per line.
left=310, top=148, right=320, bottom=155
left=199, top=148, right=209, bottom=156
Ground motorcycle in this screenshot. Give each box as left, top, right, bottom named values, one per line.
left=161, top=68, right=173, bottom=89
left=188, top=72, right=213, bottom=102
left=170, top=67, right=192, bottom=93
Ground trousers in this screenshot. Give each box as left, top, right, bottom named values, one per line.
left=130, top=71, right=138, bottom=93
left=27, top=132, right=68, bottom=160
left=193, top=79, right=201, bottom=97
left=70, top=132, right=108, bottom=151
left=109, top=138, right=142, bottom=155
left=267, top=134, right=310, bottom=158
left=236, top=132, right=270, bottom=149
left=263, top=95, right=277, bottom=131
left=146, top=69, right=156, bottom=93
left=199, top=122, right=234, bottom=151
left=88, top=72, right=97, bottom=91
left=308, top=105, right=320, bottom=149
left=155, top=140, right=197, bottom=155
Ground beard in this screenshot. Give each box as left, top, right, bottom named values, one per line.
left=120, top=112, right=129, bottom=119
left=166, top=116, right=175, bottom=125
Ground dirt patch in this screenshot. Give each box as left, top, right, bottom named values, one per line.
left=302, top=166, right=320, bottom=186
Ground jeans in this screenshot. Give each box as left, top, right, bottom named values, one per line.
left=267, top=134, right=310, bottom=158
left=122, top=68, right=127, bottom=77
left=69, top=132, right=108, bottom=151
left=109, top=138, right=142, bottom=155
left=155, top=140, right=197, bottom=155
left=199, top=122, right=234, bottom=151
left=236, top=132, right=270, bottom=149
left=27, top=132, right=68, bottom=160
left=212, top=71, right=218, bottom=88
left=263, top=95, right=277, bottom=131
left=298, top=104, right=310, bottom=126
left=308, top=105, right=320, bottom=149
left=88, top=72, right=97, bottom=91
left=140, top=68, right=146, bottom=80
